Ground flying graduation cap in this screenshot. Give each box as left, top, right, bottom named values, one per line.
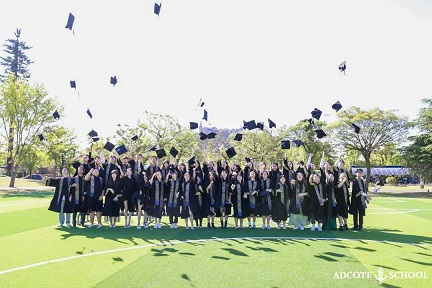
left=202, top=110, right=208, bottom=121
left=154, top=3, right=161, bottom=16
left=311, top=108, right=322, bottom=121
left=199, top=131, right=217, bottom=140
left=244, top=120, right=257, bottom=130
left=149, top=145, right=157, bottom=151
left=70, top=80, right=76, bottom=89
left=104, top=141, right=115, bottom=152
left=131, top=135, right=139, bottom=141
left=339, top=61, right=346, bottom=75
left=86, top=108, right=93, bottom=119
left=189, top=122, right=198, bottom=130
left=315, top=129, right=327, bottom=139
left=53, top=110, right=60, bottom=120
left=38, top=134, right=45, bottom=141
left=352, top=123, right=361, bottom=134
left=268, top=118, right=276, bottom=129
left=169, top=147, right=179, bottom=158
left=65, top=13, right=75, bottom=33
left=281, top=140, right=290, bottom=149
left=292, top=140, right=304, bottom=147
left=226, top=147, right=237, bottom=159
left=332, top=101, right=343, bottom=112
left=234, top=133, right=243, bottom=141
left=257, top=122, right=264, bottom=131
left=156, top=148, right=167, bottom=159
left=88, top=130, right=99, bottom=142
left=110, top=76, right=117, bottom=86
left=115, top=145, right=127, bottom=155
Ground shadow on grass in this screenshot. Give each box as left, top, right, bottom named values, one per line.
left=373, top=264, right=397, bottom=271
left=324, top=252, right=347, bottom=258
left=211, top=255, right=230, bottom=260
left=354, top=247, right=376, bottom=252
left=181, top=274, right=195, bottom=287
left=314, top=254, right=338, bottom=262
left=245, top=246, right=277, bottom=252
left=400, top=258, right=432, bottom=267
left=112, top=257, right=123, bottom=262
left=221, top=248, right=249, bottom=257
left=0, top=191, right=53, bottom=198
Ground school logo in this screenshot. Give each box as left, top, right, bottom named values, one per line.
left=374, top=267, right=386, bottom=284
left=334, top=267, right=427, bottom=284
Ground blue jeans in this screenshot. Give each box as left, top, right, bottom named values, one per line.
left=59, top=199, right=71, bottom=226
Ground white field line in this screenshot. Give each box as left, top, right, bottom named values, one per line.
left=0, top=200, right=49, bottom=208
left=0, top=236, right=430, bottom=276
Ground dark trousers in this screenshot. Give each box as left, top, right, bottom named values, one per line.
left=353, top=211, right=363, bottom=228
left=73, top=212, right=86, bottom=227
left=195, top=218, right=203, bottom=226
left=169, top=215, right=178, bottom=224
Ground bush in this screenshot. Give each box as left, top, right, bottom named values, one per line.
left=16, top=171, right=23, bottom=178
left=386, top=176, right=398, bottom=185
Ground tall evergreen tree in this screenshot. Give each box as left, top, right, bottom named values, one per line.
left=0, top=28, right=33, bottom=80
left=0, top=28, right=34, bottom=173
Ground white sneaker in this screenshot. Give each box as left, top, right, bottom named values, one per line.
left=248, top=225, right=252, bottom=229
left=158, top=223, right=162, bottom=228
left=186, top=226, right=189, bottom=229
left=317, top=224, right=322, bottom=232
left=267, top=225, right=271, bottom=230
left=144, top=223, right=148, bottom=228
left=137, top=225, right=141, bottom=229
left=261, top=224, right=266, bottom=229
left=58, top=224, right=63, bottom=228
left=283, top=223, right=287, bottom=230
left=300, top=226, right=305, bottom=230
left=191, top=226, right=194, bottom=230
left=293, top=226, right=299, bottom=230
left=67, top=224, right=71, bottom=228
left=154, top=224, right=158, bottom=229
left=88, top=223, right=94, bottom=228
left=174, top=223, right=178, bottom=228
left=109, top=224, right=113, bottom=228
left=311, top=224, right=316, bottom=231
left=277, top=223, right=281, bottom=229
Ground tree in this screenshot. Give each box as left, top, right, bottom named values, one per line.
left=0, top=29, right=34, bottom=174
left=0, top=75, right=59, bottom=187
left=401, top=98, right=432, bottom=182
left=330, top=107, right=409, bottom=189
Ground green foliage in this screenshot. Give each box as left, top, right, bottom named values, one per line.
left=0, top=29, right=33, bottom=81
left=385, top=176, right=398, bottom=185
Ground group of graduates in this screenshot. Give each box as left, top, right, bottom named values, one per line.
left=48, top=149, right=371, bottom=231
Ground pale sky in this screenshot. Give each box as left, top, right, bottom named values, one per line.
left=1, top=0, right=432, bottom=147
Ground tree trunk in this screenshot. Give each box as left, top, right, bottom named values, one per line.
left=6, top=127, right=14, bottom=173
left=9, top=160, right=16, bottom=187
left=364, top=155, right=371, bottom=192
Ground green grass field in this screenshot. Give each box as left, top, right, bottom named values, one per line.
left=0, top=190, right=431, bottom=288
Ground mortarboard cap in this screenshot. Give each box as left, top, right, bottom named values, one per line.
left=87, top=108, right=93, bottom=119
left=53, top=110, right=60, bottom=120
left=234, top=133, right=243, bottom=141
left=70, top=80, right=76, bottom=89
left=198, top=98, right=205, bottom=107
left=156, top=148, right=167, bottom=159
left=226, top=147, right=237, bottom=159
left=311, top=108, right=322, bottom=121
left=257, top=122, right=264, bottom=131
left=188, top=156, right=196, bottom=167
left=206, top=132, right=217, bottom=139
left=268, top=118, right=276, bottom=129
left=110, top=76, right=117, bottom=86
left=352, top=123, right=361, bottom=134
left=281, top=140, right=290, bottom=149
left=92, top=136, right=100, bottom=142
left=38, top=134, right=45, bottom=141
left=149, top=145, right=157, bottom=151
left=154, top=2, right=161, bottom=16
left=292, top=140, right=304, bottom=147
left=65, top=13, right=75, bottom=30
left=115, top=145, right=127, bottom=155
left=88, top=130, right=98, bottom=138
left=339, top=61, right=346, bottom=74
left=131, top=135, right=138, bottom=141
left=104, top=141, right=115, bottom=152
left=203, top=110, right=208, bottom=121
left=244, top=120, right=257, bottom=130
left=190, top=122, right=198, bottom=130
left=315, top=129, right=327, bottom=139
left=199, top=132, right=207, bottom=140
left=169, top=147, right=179, bottom=158
left=308, top=118, right=314, bottom=125
left=332, top=101, right=342, bottom=112
left=245, top=157, right=251, bottom=163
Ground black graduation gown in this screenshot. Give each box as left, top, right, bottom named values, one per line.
left=48, top=177, right=73, bottom=213
left=149, top=179, right=165, bottom=218
left=324, top=181, right=337, bottom=218
left=258, top=178, right=273, bottom=216
left=203, top=180, right=217, bottom=215
left=288, top=181, right=309, bottom=216
left=165, top=179, right=181, bottom=217
left=231, top=182, right=248, bottom=219
left=72, top=161, right=92, bottom=177
left=180, top=180, right=199, bottom=219
left=335, top=181, right=350, bottom=218
left=307, top=181, right=325, bottom=222
left=103, top=179, right=121, bottom=217
left=85, top=176, right=104, bottom=212
left=70, top=176, right=87, bottom=213
left=350, top=178, right=367, bottom=216
left=136, top=173, right=150, bottom=213
left=272, top=183, right=289, bottom=222
left=245, top=179, right=261, bottom=216
left=121, top=176, right=138, bottom=212
left=215, top=178, right=232, bottom=216
left=102, top=162, right=119, bottom=190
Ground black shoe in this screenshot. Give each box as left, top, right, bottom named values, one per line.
left=224, top=222, right=228, bottom=229
left=207, top=223, right=211, bottom=228
left=357, top=226, right=363, bottom=231
left=211, top=223, right=216, bottom=229
left=344, top=224, right=349, bottom=230
left=339, top=226, right=344, bottom=231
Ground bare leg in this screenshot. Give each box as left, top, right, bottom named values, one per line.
left=123, top=201, right=129, bottom=227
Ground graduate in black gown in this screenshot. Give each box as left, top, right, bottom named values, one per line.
left=231, top=173, right=248, bottom=229
left=203, top=171, right=217, bottom=228
left=273, top=174, right=289, bottom=229
left=121, top=168, right=137, bottom=228
left=48, top=167, right=73, bottom=227
left=288, top=172, right=309, bottom=230
left=283, top=159, right=296, bottom=184
left=149, top=170, right=165, bottom=228
left=323, top=170, right=338, bottom=231
left=215, top=170, right=231, bottom=229
left=71, top=152, right=93, bottom=177
left=269, top=162, right=281, bottom=226
left=259, top=170, right=273, bottom=229
left=180, top=171, right=200, bottom=229
left=165, top=170, right=181, bottom=229
left=136, top=169, right=150, bottom=229
left=84, top=168, right=104, bottom=228
left=70, top=166, right=87, bottom=227
left=335, top=171, right=350, bottom=231
left=307, top=173, right=325, bottom=232
left=350, top=168, right=371, bottom=231
left=245, top=170, right=261, bottom=228
left=103, top=170, right=121, bottom=228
